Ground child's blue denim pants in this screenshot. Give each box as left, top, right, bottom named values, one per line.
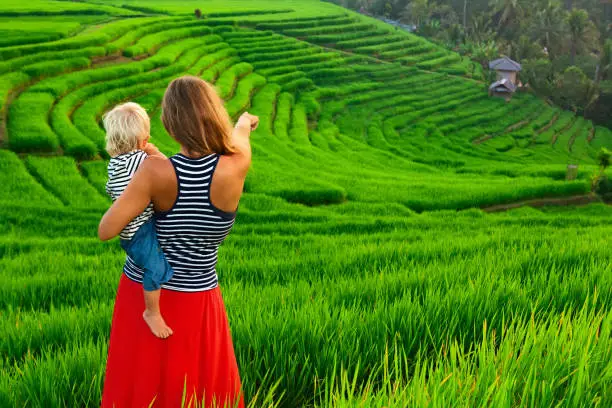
left=120, top=219, right=173, bottom=291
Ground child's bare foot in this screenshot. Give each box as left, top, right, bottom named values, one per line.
left=143, top=310, right=173, bottom=339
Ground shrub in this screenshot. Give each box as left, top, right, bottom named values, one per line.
left=594, top=176, right=611, bottom=201
left=597, top=147, right=611, bottom=171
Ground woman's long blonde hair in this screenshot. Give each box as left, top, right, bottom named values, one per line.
left=161, top=76, right=235, bottom=156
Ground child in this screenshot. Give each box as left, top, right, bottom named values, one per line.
left=103, top=102, right=174, bottom=339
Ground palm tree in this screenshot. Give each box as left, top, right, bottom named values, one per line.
left=592, top=147, right=610, bottom=194
left=596, top=40, right=612, bottom=83
left=584, top=80, right=600, bottom=115
left=400, top=0, right=430, bottom=28
left=567, top=9, right=598, bottom=65
left=530, top=1, right=567, bottom=59
left=469, top=13, right=495, bottom=43
left=470, top=40, right=500, bottom=70
left=489, top=0, right=525, bottom=29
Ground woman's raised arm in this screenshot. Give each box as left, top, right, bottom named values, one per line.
left=98, top=160, right=156, bottom=241
left=209, top=112, right=258, bottom=214
left=230, top=112, right=259, bottom=174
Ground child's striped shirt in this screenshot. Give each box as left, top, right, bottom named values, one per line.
left=106, top=150, right=153, bottom=240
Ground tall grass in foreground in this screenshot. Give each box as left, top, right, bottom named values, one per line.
left=316, top=304, right=610, bottom=407
left=1, top=305, right=608, bottom=407
left=0, top=204, right=609, bottom=406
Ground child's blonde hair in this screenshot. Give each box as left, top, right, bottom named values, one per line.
left=103, top=102, right=150, bottom=156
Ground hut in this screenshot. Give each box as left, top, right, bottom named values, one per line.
left=488, top=56, right=521, bottom=99
left=489, top=78, right=517, bottom=99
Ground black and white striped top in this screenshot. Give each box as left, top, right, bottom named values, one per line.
left=123, top=153, right=236, bottom=292
left=106, top=150, right=153, bottom=240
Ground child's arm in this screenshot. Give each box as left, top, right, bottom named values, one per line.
left=143, top=142, right=166, bottom=159
left=99, top=163, right=153, bottom=241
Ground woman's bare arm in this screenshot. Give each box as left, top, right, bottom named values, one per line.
left=230, top=112, right=259, bottom=175
left=98, top=160, right=156, bottom=241
left=210, top=112, right=259, bottom=213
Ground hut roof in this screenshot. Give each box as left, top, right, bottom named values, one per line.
left=489, top=78, right=517, bottom=93
left=489, top=56, right=521, bottom=72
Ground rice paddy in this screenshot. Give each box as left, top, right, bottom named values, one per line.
left=0, top=1, right=610, bottom=407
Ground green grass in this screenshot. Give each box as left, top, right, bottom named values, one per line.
left=0, top=16, right=107, bottom=47
left=0, top=2, right=611, bottom=407
left=24, top=156, right=109, bottom=209
left=8, top=92, right=60, bottom=152
left=0, top=0, right=137, bottom=16
left=0, top=150, right=63, bottom=206
left=0, top=203, right=610, bottom=406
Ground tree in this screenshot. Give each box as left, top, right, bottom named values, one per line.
left=529, top=0, right=567, bottom=59
left=556, top=65, right=595, bottom=112
left=445, top=23, right=466, bottom=47
left=468, top=40, right=500, bottom=69
left=384, top=1, right=393, bottom=18
left=400, top=0, right=431, bottom=27
left=420, top=18, right=442, bottom=37
left=523, top=58, right=556, bottom=95
left=586, top=79, right=612, bottom=128
left=468, top=12, right=495, bottom=43
left=596, top=39, right=612, bottom=82
left=431, top=3, right=459, bottom=28
left=598, top=147, right=611, bottom=172
left=567, top=8, right=598, bottom=65
left=593, top=147, right=611, bottom=198
left=490, top=0, right=526, bottom=29
left=513, top=35, right=547, bottom=60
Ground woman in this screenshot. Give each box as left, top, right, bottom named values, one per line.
left=99, top=76, right=258, bottom=408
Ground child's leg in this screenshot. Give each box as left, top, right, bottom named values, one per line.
left=142, top=288, right=173, bottom=339
left=122, top=220, right=175, bottom=339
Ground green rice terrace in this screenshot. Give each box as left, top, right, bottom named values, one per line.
left=0, top=0, right=611, bottom=406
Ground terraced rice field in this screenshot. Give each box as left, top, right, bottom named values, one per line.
left=0, top=1, right=611, bottom=407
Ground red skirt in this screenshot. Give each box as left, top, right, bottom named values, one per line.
left=102, top=274, right=244, bottom=408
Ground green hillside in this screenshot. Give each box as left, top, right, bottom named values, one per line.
left=0, top=1, right=610, bottom=407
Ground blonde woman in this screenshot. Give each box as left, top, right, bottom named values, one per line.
left=99, top=76, right=258, bottom=408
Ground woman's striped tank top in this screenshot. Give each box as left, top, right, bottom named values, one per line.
left=123, top=153, right=236, bottom=292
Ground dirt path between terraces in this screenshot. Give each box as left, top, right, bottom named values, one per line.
left=481, top=194, right=603, bottom=212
